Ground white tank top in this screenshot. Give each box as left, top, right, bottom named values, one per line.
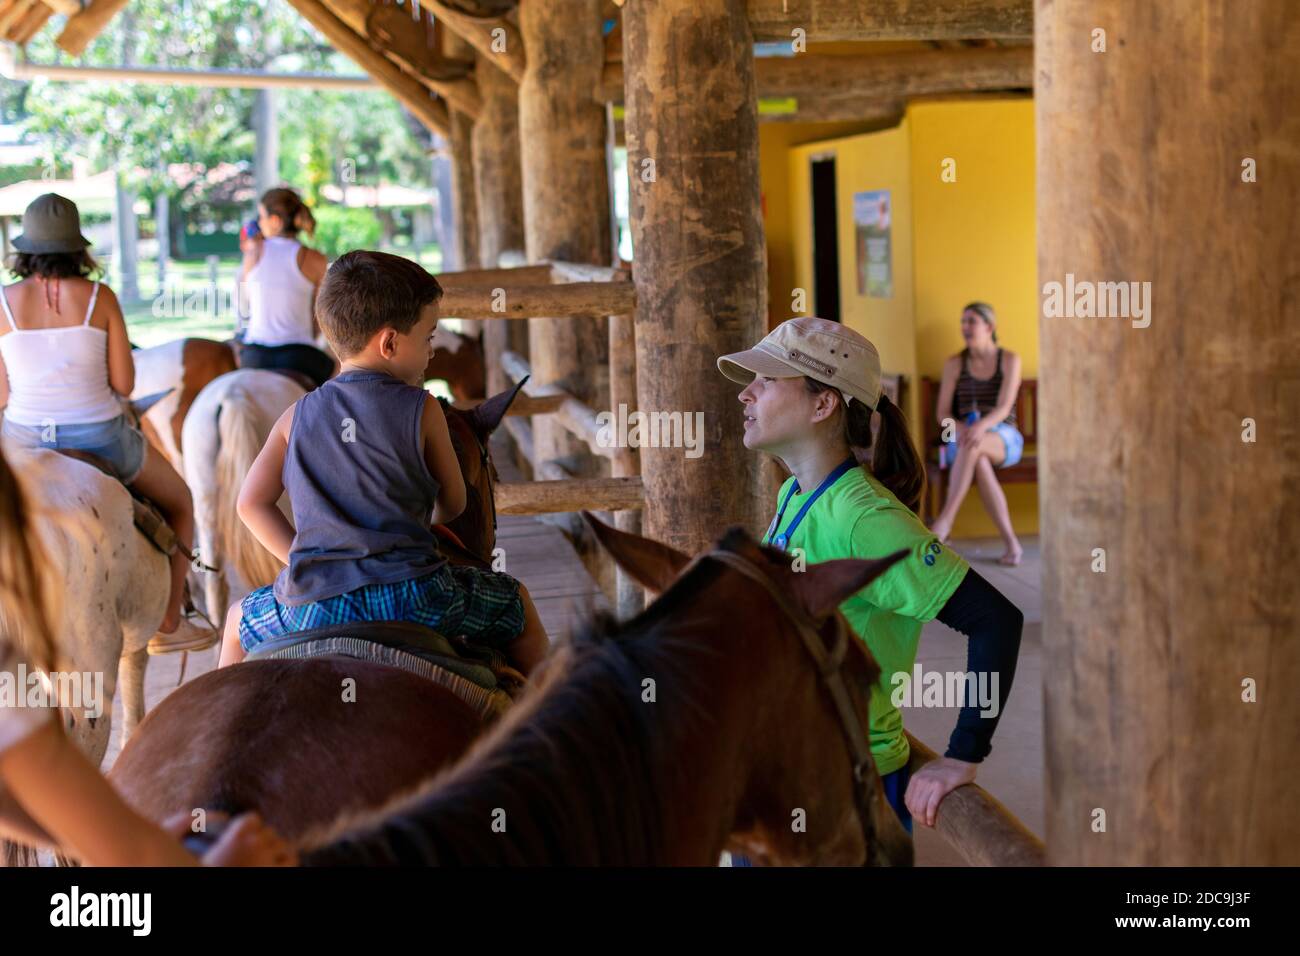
left=0, top=281, right=121, bottom=426
left=245, top=236, right=317, bottom=347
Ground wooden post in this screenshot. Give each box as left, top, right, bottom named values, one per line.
left=471, top=52, right=528, bottom=395
left=623, top=0, right=766, bottom=554
left=448, top=109, right=480, bottom=272
left=518, top=0, right=611, bottom=478
left=1037, top=0, right=1300, bottom=865
left=445, top=28, right=479, bottom=275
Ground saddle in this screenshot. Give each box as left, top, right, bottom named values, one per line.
left=244, top=620, right=523, bottom=722
left=54, top=449, right=177, bottom=557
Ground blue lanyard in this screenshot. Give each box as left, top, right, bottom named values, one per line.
left=764, top=456, right=857, bottom=551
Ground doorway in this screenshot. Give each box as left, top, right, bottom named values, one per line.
left=810, top=154, right=841, bottom=324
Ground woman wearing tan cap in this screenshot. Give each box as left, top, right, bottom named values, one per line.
left=718, top=317, right=1024, bottom=855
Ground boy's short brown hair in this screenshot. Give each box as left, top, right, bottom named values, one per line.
left=315, top=250, right=444, bottom=358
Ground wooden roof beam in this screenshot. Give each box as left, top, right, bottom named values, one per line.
left=284, top=0, right=449, bottom=135
left=55, top=0, right=128, bottom=56
left=424, top=0, right=526, bottom=84
left=42, top=0, right=80, bottom=16
left=323, top=0, right=481, bottom=117
left=747, top=0, right=1033, bottom=42
left=602, top=46, right=1032, bottom=103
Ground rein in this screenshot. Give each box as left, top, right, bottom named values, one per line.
left=688, top=548, right=881, bottom=862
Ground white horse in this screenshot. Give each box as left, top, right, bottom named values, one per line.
left=0, top=442, right=169, bottom=768
left=182, top=369, right=304, bottom=621
left=130, top=338, right=237, bottom=473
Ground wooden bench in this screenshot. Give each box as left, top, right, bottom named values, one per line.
left=919, top=377, right=1038, bottom=523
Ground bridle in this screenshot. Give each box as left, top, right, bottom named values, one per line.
left=439, top=397, right=498, bottom=542
left=687, top=547, right=883, bottom=862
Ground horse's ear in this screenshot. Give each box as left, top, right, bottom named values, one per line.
left=581, top=511, right=690, bottom=595
left=470, top=376, right=528, bottom=436
left=129, top=388, right=174, bottom=418
left=788, top=550, right=909, bottom=619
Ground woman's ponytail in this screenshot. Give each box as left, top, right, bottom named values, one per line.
left=803, top=378, right=927, bottom=514
left=260, top=187, right=314, bottom=238
left=293, top=204, right=316, bottom=238
left=870, top=392, right=926, bottom=515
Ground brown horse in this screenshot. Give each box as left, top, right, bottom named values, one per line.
left=131, top=338, right=238, bottom=471
left=297, top=517, right=914, bottom=866
left=100, top=381, right=525, bottom=845
left=423, top=328, right=485, bottom=403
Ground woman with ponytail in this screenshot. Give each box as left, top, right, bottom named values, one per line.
left=717, top=317, right=1023, bottom=847
left=0, top=448, right=296, bottom=865
left=238, top=188, right=334, bottom=387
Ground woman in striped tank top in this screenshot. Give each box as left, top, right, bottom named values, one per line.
left=930, top=302, right=1025, bottom=566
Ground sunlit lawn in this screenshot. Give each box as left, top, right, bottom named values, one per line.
left=121, top=245, right=444, bottom=348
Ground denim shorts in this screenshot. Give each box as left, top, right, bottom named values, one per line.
left=941, top=422, right=1024, bottom=470
left=1, top=413, right=146, bottom=483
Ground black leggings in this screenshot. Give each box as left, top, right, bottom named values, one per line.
left=933, top=568, right=1025, bottom=763
left=238, top=342, right=335, bottom=389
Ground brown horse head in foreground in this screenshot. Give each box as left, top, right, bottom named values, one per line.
left=300, top=517, right=914, bottom=866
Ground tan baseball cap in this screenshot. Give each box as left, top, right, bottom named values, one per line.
left=717, top=317, right=883, bottom=409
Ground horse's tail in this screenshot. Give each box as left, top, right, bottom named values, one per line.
left=213, top=388, right=282, bottom=596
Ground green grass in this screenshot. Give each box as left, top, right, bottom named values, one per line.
left=120, top=245, right=444, bottom=348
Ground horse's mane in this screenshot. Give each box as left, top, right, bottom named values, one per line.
left=301, top=562, right=727, bottom=866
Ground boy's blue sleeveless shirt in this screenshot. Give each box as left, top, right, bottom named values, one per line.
left=273, top=369, right=444, bottom=606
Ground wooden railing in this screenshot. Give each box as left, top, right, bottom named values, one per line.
left=905, top=731, right=1046, bottom=866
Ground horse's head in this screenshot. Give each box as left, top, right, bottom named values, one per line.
left=581, top=512, right=914, bottom=867
left=437, top=377, right=527, bottom=565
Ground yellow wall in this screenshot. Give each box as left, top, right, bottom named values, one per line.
left=908, top=98, right=1038, bottom=536
left=787, top=120, right=922, bottom=439
left=768, top=96, right=1039, bottom=538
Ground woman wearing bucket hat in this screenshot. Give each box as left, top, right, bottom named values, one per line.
left=717, top=317, right=1024, bottom=852
left=236, top=187, right=334, bottom=387
left=0, top=193, right=214, bottom=654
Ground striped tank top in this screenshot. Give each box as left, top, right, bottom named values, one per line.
left=952, top=348, right=1016, bottom=427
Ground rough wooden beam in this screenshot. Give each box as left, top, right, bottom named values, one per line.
left=1038, top=0, right=1300, bottom=867
left=42, top=0, right=81, bottom=16
left=760, top=97, right=905, bottom=124
left=519, top=0, right=612, bottom=478
left=624, top=0, right=766, bottom=553
left=602, top=47, right=1032, bottom=102
left=497, top=476, right=645, bottom=515
left=325, top=0, right=481, bottom=116
left=500, top=349, right=634, bottom=471
left=747, top=0, right=1033, bottom=41
left=435, top=263, right=555, bottom=289
left=0, top=0, right=38, bottom=38
left=472, top=53, right=528, bottom=396
left=55, top=0, right=128, bottom=56
left=13, top=2, right=52, bottom=44
left=440, top=281, right=635, bottom=320
left=285, top=0, right=450, bottom=134
left=547, top=260, right=630, bottom=283
left=905, top=732, right=1045, bottom=866
left=425, top=0, right=526, bottom=83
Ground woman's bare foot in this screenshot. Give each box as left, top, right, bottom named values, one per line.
left=929, top=516, right=953, bottom=544
left=997, top=546, right=1023, bottom=567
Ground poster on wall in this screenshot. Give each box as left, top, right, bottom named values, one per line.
left=854, top=190, right=892, bottom=298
